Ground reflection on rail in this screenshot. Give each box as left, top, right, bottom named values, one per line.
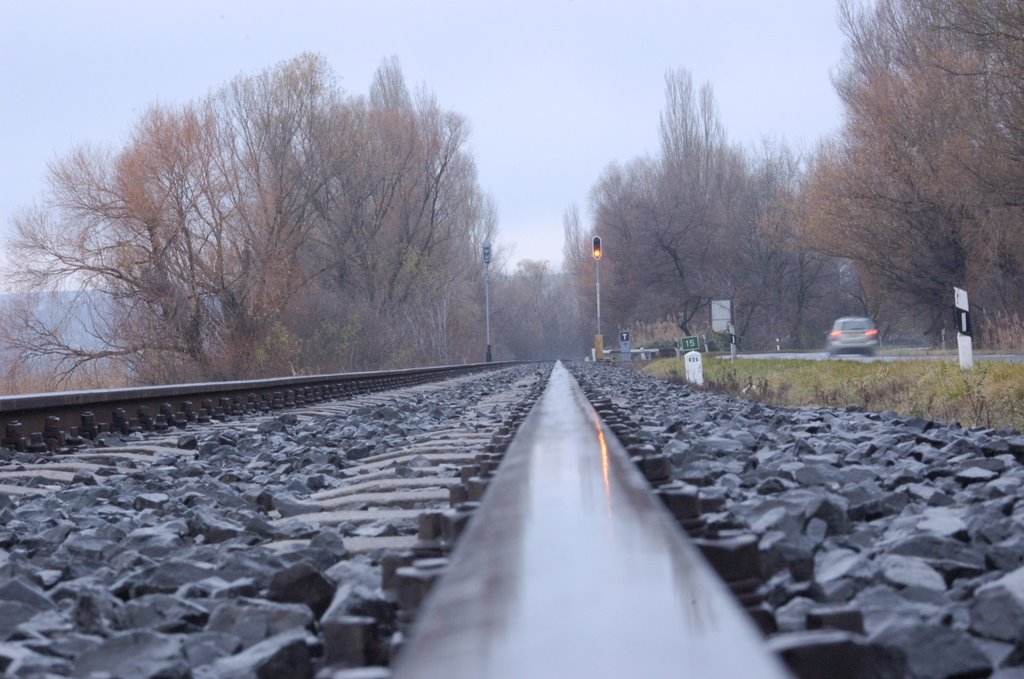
left=393, top=361, right=792, bottom=679
left=597, top=422, right=613, bottom=528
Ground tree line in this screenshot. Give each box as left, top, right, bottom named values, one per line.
left=1, top=55, right=521, bottom=388
left=564, top=70, right=858, bottom=352
left=804, top=0, right=1024, bottom=343
left=5, top=0, right=1022, bottom=388
left=565, top=0, right=1024, bottom=354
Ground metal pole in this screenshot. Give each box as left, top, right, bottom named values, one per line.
left=485, top=263, right=492, bottom=363
left=592, top=238, right=603, bottom=361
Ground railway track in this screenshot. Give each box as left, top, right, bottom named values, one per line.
left=0, top=361, right=793, bottom=678
left=392, top=361, right=791, bottom=679
left=3, top=359, right=1020, bottom=677
left=0, top=363, right=540, bottom=676
left=0, top=363, right=509, bottom=454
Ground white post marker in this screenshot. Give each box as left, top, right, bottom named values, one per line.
left=483, top=243, right=492, bottom=362
left=684, top=350, right=704, bottom=386
left=954, top=286, right=973, bottom=370
left=958, top=334, right=973, bottom=370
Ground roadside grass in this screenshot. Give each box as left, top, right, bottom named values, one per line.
left=644, top=357, right=1024, bottom=432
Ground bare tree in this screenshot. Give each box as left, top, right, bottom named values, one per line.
left=7, top=102, right=229, bottom=381
left=308, top=58, right=496, bottom=368
left=2, top=53, right=499, bottom=385
left=587, top=70, right=742, bottom=337
left=575, top=68, right=852, bottom=351
left=800, top=0, right=1024, bottom=340
left=733, top=143, right=839, bottom=348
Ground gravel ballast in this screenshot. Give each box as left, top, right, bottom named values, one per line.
left=572, top=361, right=1024, bottom=678
left=5, top=359, right=1024, bottom=678
left=0, top=366, right=544, bottom=678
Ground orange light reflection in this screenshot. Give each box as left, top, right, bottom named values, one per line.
left=596, top=419, right=612, bottom=527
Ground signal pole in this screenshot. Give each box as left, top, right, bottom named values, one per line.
left=483, top=242, right=492, bottom=363
left=593, top=236, right=603, bottom=361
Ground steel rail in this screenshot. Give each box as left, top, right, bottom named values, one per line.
left=392, top=361, right=793, bottom=679
left=0, top=362, right=518, bottom=450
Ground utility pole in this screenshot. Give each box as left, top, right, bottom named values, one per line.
left=483, top=242, right=492, bottom=363
left=592, top=236, right=603, bottom=361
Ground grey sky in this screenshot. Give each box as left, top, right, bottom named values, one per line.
left=0, top=0, right=848, bottom=277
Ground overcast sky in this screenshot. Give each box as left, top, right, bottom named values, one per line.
left=0, top=0, right=848, bottom=277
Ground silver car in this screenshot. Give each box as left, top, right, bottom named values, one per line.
left=827, top=317, right=879, bottom=356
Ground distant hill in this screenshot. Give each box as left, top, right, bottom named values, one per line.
left=0, top=289, right=107, bottom=350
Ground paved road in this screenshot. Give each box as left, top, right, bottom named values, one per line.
left=737, top=351, right=1024, bottom=363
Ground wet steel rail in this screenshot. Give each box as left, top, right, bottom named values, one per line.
left=392, top=361, right=793, bottom=679
left=0, top=362, right=514, bottom=452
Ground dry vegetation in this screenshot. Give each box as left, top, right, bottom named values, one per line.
left=646, top=357, right=1024, bottom=433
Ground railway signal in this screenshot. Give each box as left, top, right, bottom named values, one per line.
left=592, top=236, right=602, bottom=260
